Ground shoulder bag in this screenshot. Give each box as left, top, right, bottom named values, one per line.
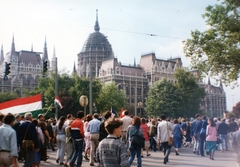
left=22, top=123, right=35, bottom=151
left=130, top=127, right=145, bottom=148
left=167, top=122, right=174, bottom=146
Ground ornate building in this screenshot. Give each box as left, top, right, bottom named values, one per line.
left=0, top=36, right=50, bottom=96
left=77, top=10, right=114, bottom=77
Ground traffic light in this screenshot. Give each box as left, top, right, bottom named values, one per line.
left=43, top=60, right=48, bottom=73
left=4, top=62, right=11, bottom=76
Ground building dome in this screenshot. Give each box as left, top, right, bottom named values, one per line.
left=77, top=10, right=114, bottom=77
left=81, top=31, right=113, bottom=56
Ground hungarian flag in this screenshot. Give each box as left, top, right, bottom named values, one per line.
left=120, top=107, right=125, bottom=118
left=0, top=94, right=42, bottom=116
left=54, top=96, right=63, bottom=109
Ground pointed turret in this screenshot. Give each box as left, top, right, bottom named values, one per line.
left=208, top=76, right=211, bottom=85
left=134, top=57, right=136, bottom=67
left=51, top=45, right=56, bottom=71
left=94, top=9, right=100, bottom=32
left=73, top=61, right=77, bottom=74
left=42, top=36, right=49, bottom=61
left=31, top=43, right=33, bottom=52
left=0, top=44, right=4, bottom=64
left=11, top=34, right=15, bottom=56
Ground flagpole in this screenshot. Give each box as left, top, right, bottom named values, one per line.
left=55, top=57, right=58, bottom=120
left=44, top=103, right=53, bottom=117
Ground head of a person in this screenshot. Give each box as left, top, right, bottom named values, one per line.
left=195, top=114, right=201, bottom=120
left=231, top=118, right=235, bottom=122
left=25, top=112, right=33, bottom=121
left=15, top=114, right=21, bottom=121
left=141, top=118, right=146, bottom=124
left=202, top=115, right=206, bottom=120
left=38, top=114, right=45, bottom=121
left=0, top=113, right=5, bottom=122
left=181, top=118, right=186, bottom=122
left=124, top=110, right=129, bottom=116
left=222, top=118, right=226, bottom=123
left=173, top=119, right=178, bottom=124
left=104, top=118, right=123, bottom=138
left=93, top=113, right=99, bottom=119
left=104, top=111, right=112, bottom=120
left=59, top=116, right=66, bottom=124
left=208, top=117, right=216, bottom=127
left=152, top=120, right=156, bottom=125
left=32, top=119, right=38, bottom=127
left=85, top=114, right=92, bottom=122
left=67, top=114, right=73, bottom=120
left=217, top=117, right=221, bottom=121
left=132, top=116, right=141, bottom=127
left=160, top=114, right=166, bottom=120
left=76, top=110, right=84, bottom=119
left=4, top=113, right=15, bottom=125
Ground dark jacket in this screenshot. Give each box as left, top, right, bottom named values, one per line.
left=218, top=122, right=229, bottom=135
left=17, top=121, right=39, bottom=149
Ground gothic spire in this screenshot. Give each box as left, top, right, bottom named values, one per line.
left=42, top=36, right=49, bottom=61
left=73, top=61, right=77, bottom=74
left=11, top=34, right=15, bottom=56
left=0, top=44, right=4, bottom=64
left=53, top=45, right=56, bottom=58
left=31, top=43, right=33, bottom=52
left=134, top=57, right=136, bottom=67
left=94, top=9, right=100, bottom=32
left=208, top=76, right=211, bottom=85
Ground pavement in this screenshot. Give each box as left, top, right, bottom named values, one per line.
left=24, top=146, right=236, bottom=167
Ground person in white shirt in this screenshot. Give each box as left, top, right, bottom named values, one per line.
left=64, top=114, right=73, bottom=126
left=157, top=114, right=173, bottom=165
left=121, top=110, right=132, bottom=144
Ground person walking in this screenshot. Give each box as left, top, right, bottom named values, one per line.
left=87, top=113, right=101, bottom=166
left=157, top=114, right=173, bottom=164
left=64, top=120, right=74, bottom=166
left=69, top=111, right=85, bottom=167
left=218, top=118, right=229, bottom=152
left=84, top=114, right=92, bottom=161
left=0, top=113, right=18, bottom=167
left=121, top=110, right=132, bottom=144
left=18, top=112, right=39, bottom=167
left=206, top=117, right=218, bottom=160
left=141, top=118, right=150, bottom=157
left=173, top=119, right=183, bottom=155
left=127, top=116, right=144, bottom=167
left=149, top=120, right=157, bottom=152
left=55, top=116, right=67, bottom=165
left=97, top=118, right=130, bottom=167
left=200, top=115, right=208, bottom=156
left=191, top=114, right=202, bottom=155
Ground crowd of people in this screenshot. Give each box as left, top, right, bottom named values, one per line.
left=0, top=110, right=240, bottom=167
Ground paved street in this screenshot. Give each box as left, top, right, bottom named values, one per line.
left=34, top=146, right=237, bottom=167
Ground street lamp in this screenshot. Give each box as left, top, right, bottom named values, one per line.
left=138, top=102, right=143, bottom=117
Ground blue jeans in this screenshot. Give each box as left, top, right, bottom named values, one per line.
left=200, top=134, right=206, bottom=156
left=70, top=140, right=83, bottom=167
left=129, top=147, right=142, bottom=167
left=193, top=134, right=200, bottom=153
left=219, top=134, right=228, bottom=151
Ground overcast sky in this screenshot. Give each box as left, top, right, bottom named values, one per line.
left=0, top=0, right=239, bottom=111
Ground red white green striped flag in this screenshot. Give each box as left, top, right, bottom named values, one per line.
left=54, top=96, right=63, bottom=109
left=0, top=94, right=42, bottom=116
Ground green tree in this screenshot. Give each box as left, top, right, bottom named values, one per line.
left=0, top=91, right=18, bottom=103
left=183, top=0, right=240, bottom=85
left=174, top=68, right=206, bottom=117
left=146, top=79, right=181, bottom=118
left=96, top=82, right=126, bottom=114
left=232, top=101, right=240, bottom=118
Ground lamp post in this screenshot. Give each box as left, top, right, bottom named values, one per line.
left=138, top=102, right=143, bottom=117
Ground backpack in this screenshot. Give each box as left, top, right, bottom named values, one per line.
left=130, top=127, right=145, bottom=148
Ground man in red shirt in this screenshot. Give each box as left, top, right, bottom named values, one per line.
left=69, top=111, right=85, bottom=167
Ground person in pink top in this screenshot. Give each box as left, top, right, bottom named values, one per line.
left=206, top=117, right=218, bottom=160
left=141, top=118, right=150, bottom=157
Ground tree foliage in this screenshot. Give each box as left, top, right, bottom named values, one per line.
left=183, top=0, right=240, bottom=85
left=233, top=101, right=240, bottom=118
left=96, top=82, right=126, bottom=114
left=174, top=68, right=206, bottom=117
left=0, top=91, right=18, bottom=103
left=145, top=79, right=181, bottom=118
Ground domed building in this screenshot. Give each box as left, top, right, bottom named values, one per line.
left=77, top=10, right=114, bottom=77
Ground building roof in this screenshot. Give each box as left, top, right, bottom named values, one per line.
left=18, top=50, right=42, bottom=66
